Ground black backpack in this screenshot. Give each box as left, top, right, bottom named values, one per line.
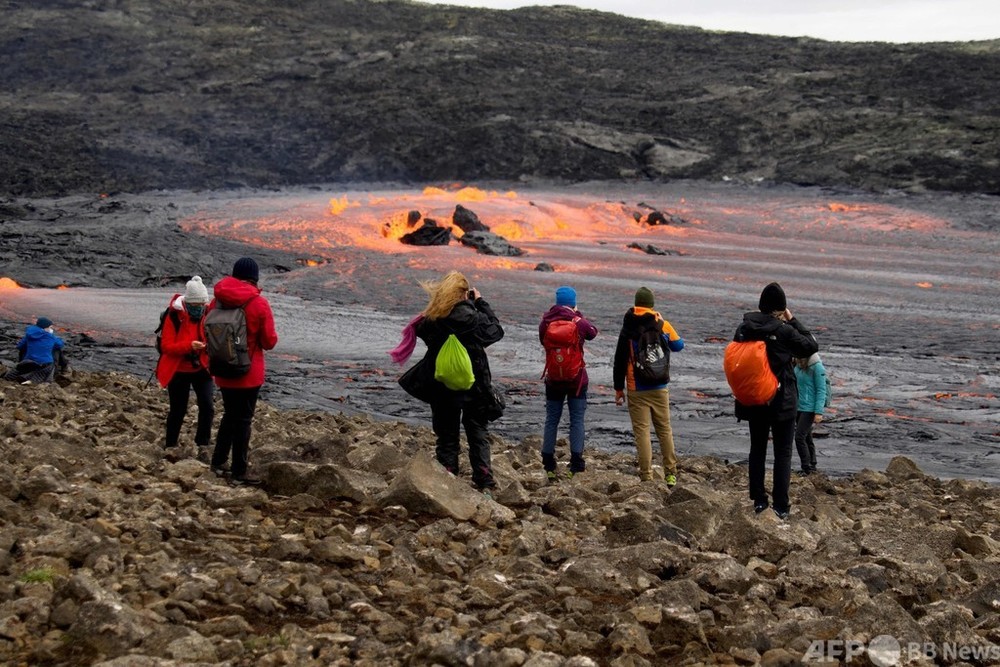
left=154, top=308, right=182, bottom=355
left=203, top=299, right=254, bottom=378
left=632, top=322, right=670, bottom=385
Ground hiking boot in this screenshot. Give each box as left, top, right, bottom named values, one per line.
left=546, top=470, right=559, bottom=483
left=796, top=469, right=812, bottom=477
left=665, top=473, right=677, bottom=487
left=230, top=476, right=261, bottom=487
left=479, top=487, right=495, bottom=501
left=774, top=508, right=790, bottom=520
left=754, top=501, right=769, bottom=514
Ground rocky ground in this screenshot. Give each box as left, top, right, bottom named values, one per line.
left=1, top=372, right=999, bottom=666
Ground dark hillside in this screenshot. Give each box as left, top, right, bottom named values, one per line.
left=2, top=0, right=999, bottom=195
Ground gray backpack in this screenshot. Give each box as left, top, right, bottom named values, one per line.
left=203, top=299, right=254, bottom=377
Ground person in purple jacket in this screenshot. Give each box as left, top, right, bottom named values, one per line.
left=539, top=286, right=598, bottom=481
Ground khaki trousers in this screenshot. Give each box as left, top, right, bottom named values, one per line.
left=626, top=387, right=676, bottom=479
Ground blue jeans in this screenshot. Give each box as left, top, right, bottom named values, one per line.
left=542, top=383, right=587, bottom=471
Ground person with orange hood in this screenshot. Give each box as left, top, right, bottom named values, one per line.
left=613, top=286, right=685, bottom=486
left=209, top=257, right=278, bottom=485
left=156, top=276, right=213, bottom=453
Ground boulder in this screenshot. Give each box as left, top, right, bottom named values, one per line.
left=401, top=224, right=451, bottom=246
left=641, top=210, right=686, bottom=226
left=21, top=464, right=69, bottom=501
left=689, top=555, right=758, bottom=595
left=458, top=231, right=524, bottom=256
left=378, top=451, right=514, bottom=525
left=69, top=598, right=151, bottom=658
left=662, top=484, right=732, bottom=540
left=452, top=205, right=489, bottom=232
left=962, top=579, right=1000, bottom=618
left=885, top=456, right=926, bottom=481
left=261, top=461, right=387, bottom=502
left=627, top=242, right=680, bottom=256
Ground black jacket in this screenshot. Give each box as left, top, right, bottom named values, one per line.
left=415, top=297, right=504, bottom=405
left=733, top=312, right=818, bottom=422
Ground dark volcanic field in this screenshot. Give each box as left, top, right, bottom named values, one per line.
left=2, top=0, right=1000, bottom=197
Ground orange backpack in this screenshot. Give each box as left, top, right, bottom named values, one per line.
left=723, top=341, right=779, bottom=406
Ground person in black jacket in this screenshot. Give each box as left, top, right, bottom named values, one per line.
left=413, top=271, right=504, bottom=494
left=612, top=287, right=685, bottom=485
left=733, top=283, right=818, bottom=519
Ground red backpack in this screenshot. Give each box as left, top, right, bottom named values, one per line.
left=542, top=318, right=584, bottom=383
left=723, top=340, right=779, bottom=406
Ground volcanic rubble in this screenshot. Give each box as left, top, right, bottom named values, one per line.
left=0, top=371, right=999, bottom=666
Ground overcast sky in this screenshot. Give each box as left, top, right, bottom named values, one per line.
left=414, top=0, right=1000, bottom=43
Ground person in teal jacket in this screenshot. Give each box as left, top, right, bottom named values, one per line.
left=793, top=352, right=827, bottom=475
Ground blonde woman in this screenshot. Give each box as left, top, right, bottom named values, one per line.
left=394, top=271, right=504, bottom=494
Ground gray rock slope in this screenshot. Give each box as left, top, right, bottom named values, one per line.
left=2, top=1, right=999, bottom=196
left=1, top=373, right=999, bottom=664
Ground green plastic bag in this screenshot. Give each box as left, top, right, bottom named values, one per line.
left=435, top=334, right=475, bottom=391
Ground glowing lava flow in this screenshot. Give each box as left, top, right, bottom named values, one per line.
left=181, top=186, right=692, bottom=260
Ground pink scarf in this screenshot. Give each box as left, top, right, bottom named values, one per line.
left=390, top=314, right=424, bottom=364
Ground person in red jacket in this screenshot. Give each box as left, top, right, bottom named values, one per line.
left=156, top=276, right=213, bottom=454
left=209, top=257, right=279, bottom=485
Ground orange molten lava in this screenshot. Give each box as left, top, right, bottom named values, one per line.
left=0, top=277, right=21, bottom=289
left=329, top=196, right=360, bottom=215
left=182, top=184, right=954, bottom=272
left=916, top=282, right=933, bottom=289
left=828, top=202, right=868, bottom=213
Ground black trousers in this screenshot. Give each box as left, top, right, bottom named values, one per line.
left=212, top=386, right=260, bottom=478
left=165, top=370, right=215, bottom=447
left=748, top=416, right=795, bottom=513
left=795, top=411, right=818, bottom=472
left=431, top=398, right=495, bottom=489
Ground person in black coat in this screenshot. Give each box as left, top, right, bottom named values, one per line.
left=413, top=271, right=504, bottom=493
left=733, top=282, right=818, bottom=519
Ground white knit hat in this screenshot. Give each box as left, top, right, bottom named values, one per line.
left=185, top=276, right=209, bottom=304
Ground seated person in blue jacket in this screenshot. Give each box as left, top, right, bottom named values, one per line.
left=4, top=317, right=67, bottom=384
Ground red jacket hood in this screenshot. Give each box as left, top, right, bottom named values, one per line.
left=213, top=276, right=261, bottom=307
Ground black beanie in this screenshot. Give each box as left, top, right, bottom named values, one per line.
left=232, top=257, right=259, bottom=283
left=758, top=282, right=787, bottom=313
